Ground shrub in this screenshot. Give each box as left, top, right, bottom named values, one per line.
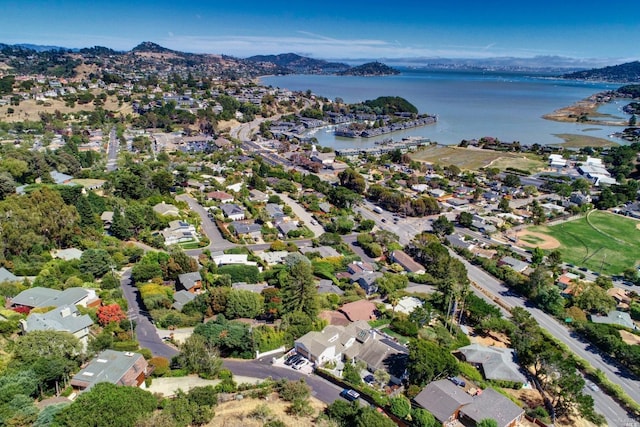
left=149, top=357, right=170, bottom=377
left=389, top=396, right=411, bottom=419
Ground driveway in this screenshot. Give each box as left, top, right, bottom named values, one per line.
left=279, top=193, right=325, bottom=237
left=176, top=193, right=237, bottom=254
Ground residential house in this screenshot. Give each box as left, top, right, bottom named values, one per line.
left=207, top=191, right=234, bottom=203
left=446, top=234, right=475, bottom=251
left=22, top=304, right=93, bottom=348
left=347, top=261, right=375, bottom=275
left=317, top=279, right=344, bottom=296
left=226, top=182, right=244, bottom=193
left=230, top=221, right=262, bottom=240
left=172, top=290, right=197, bottom=311
left=390, top=250, right=425, bottom=274
left=339, top=300, right=377, bottom=322
left=345, top=337, right=408, bottom=385
left=52, top=248, right=84, bottom=261
left=100, top=211, right=114, bottom=230
left=607, top=288, right=631, bottom=311
left=311, top=151, right=335, bottom=166
left=387, top=296, right=424, bottom=315
left=591, top=310, right=637, bottom=330
left=299, top=246, right=341, bottom=259
left=294, top=320, right=371, bottom=365
left=221, top=203, right=246, bottom=221
left=50, top=170, right=73, bottom=185
left=0, top=267, right=19, bottom=283
left=570, top=192, right=592, bottom=206
left=177, top=271, right=203, bottom=294
left=350, top=271, right=382, bottom=295
left=459, top=388, right=525, bottom=427
left=257, top=251, right=289, bottom=266
left=456, top=343, right=527, bottom=384
left=277, top=221, right=299, bottom=236
left=265, top=203, right=286, bottom=221
left=231, top=282, right=271, bottom=293
left=71, top=350, right=149, bottom=392
left=211, top=253, right=258, bottom=267
left=498, top=256, right=529, bottom=273
left=153, top=202, right=180, bottom=217
left=161, top=220, right=198, bottom=245
left=249, top=189, right=269, bottom=203
left=10, top=287, right=100, bottom=312
left=413, top=380, right=474, bottom=425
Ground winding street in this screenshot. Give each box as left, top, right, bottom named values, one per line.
left=119, top=268, right=178, bottom=360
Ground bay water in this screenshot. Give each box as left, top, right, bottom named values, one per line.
left=261, top=70, right=624, bottom=149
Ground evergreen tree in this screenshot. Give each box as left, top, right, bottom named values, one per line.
left=110, top=208, right=132, bottom=240
left=280, top=256, right=318, bottom=317
left=76, top=195, right=100, bottom=229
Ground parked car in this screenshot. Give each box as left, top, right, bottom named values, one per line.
left=449, top=376, right=466, bottom=387
left=364, top=374, right=375, bottom=384
left=292, top=358, right=308, bottom=370
left=285, top=354, right=301, bottom=366
left=340, top=389, right=360, bottom=401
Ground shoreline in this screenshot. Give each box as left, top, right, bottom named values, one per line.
left=542, top=97, right=628, bottom=126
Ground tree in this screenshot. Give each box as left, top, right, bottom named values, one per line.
left=338, top=168, right=366, bottom=194
left=110, top=208, right=132, bottom=240
left=0, top=172, right=17, bottom=200
left=12, top=330, right=82, bottom=368
left=173, top=334, right=222, bottom=378
left=432, top=215, right=454, bottom=237
left=574, top=283, right=615, bottom=314
left=531, top=247, right=544, bottom=266
left=457, top=211, right=473, bottom=228
left=224, top=289, right=264, bottom=319
left=55, top=382, right=158, bottom=427
left=376, top=273, right=408, bottom=296
left=96, top=304, right=127, bottom=326
left=80, top=249, right=113, bottom=278
left=280, top=255, right=318, bottom=317
left=498, top=196, right=511, bottom=212
left=407, top=339, right=459, bottom=386
left=503, top=173, right=521, bottom=188
left=193, top=315, right=253, bottom=359
left=411, top=408, right=438, bottom=427
left=389, top=396, right=411, bottom=419
left=373, top=369, right=390, bottom=388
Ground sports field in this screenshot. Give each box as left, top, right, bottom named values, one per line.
left=529, top=211, right=640, bottom=275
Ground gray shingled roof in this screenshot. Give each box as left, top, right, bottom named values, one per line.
left=71, top=349, right=146, bottom=391
left=459, top=388, right=524, bottom=427
left=172, top=290, right=197, bottom=311
left=177, top=271, right=202, bottom=291
left=457, top=344, right=527, bottom=383
left=0, top=267, right=19, bottom=283
left=413, top=379, right=474, bottom=423
left=25, top=305, right=93, bottom=334
left=11, top=287, right=95, bottom=309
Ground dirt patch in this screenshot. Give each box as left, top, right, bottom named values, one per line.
left=516, top=230, right=561, bottom=250
left=469, top=329, right=510, bottom=348
left=619, top=330, right=640, bottom=346
left=206, top=393, right=325, bottom=427
left=636, top=223, right=640, bottom=231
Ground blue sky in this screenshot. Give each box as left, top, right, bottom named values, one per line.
left=1, top=0, right=638, bottom=62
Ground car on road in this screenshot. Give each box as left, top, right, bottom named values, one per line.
left=340, top=389, right=360, bottom=401
left=585, top=380, right=600, bottom=392
left=381, top=218, right=387, bottom=222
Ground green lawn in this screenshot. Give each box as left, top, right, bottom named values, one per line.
left=531, top=211, right=640, bottom=275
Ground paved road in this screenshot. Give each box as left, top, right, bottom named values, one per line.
left=105, top=127, right=118, bottom=172
left=450, top=252, right=638, bottom=424
left=176, top=194, right=237, bottom=255
left=119, top=269, right=178, bottom=360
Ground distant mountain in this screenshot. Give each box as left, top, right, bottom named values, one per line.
left=131, top=41, right=178, bottom=54
left=338, top=61, right=400, bottom=76
left=245, top=53, right=350, bottom=74
left=79, top=46, right=122, bottom=56
left=561, top=61, right=640, bottom=82
left=14, top=43, right=73, bottom=52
